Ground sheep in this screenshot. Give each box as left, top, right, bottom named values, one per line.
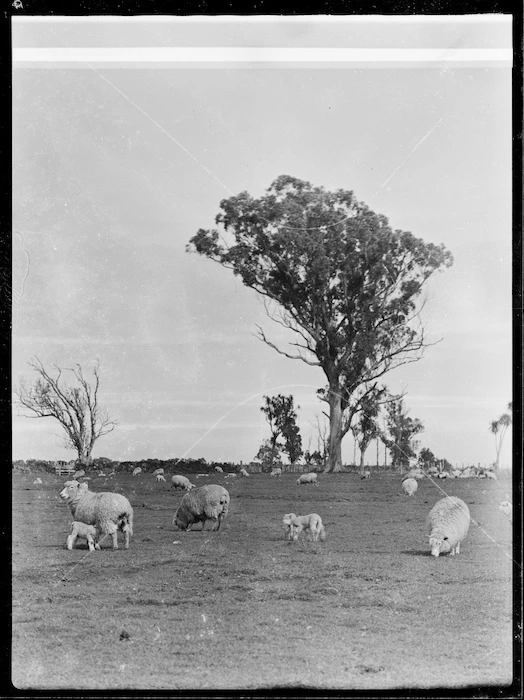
left=153, top=468, right=164, bottom=476
left=226, top=473, right=237, bottom=478
left=33, top=478, right=42, bottom=485
left=97, top=472, right=106, bottom=477
left=66, top=521, right=101, bottom=551
left=499, top=501, right=512, bottom=519
left=196, top=473, right=207, bottom=478
left=170, top=475, right=195, bottom=491
left=156, top=474, right=166, bottom=483
left=73, top=469, right=85, bottom=479
left=297, top=472, right=318, bottom=486
left=426, top=496, right=470, bottom=557
left=437, top=472, right=449, bottom=479
left=485, top=471, right=497, bottom=480
left=360, top=470, right=371, bottom=480
left=132, top=467, right=142, bottom=476
left=239, top=468, right=250, bottom=477
left=172, top=484, right=229, bottom=532
left=270, top=467, right=282, bottom=478
left=283, top=513, right=326, bottom=542
left=402, top=477, right=418, bottom=496
left=59, top=480, right=134, bottom=550
left=214, top=466, right=224, bottom=473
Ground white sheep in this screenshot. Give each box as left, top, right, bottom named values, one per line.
left=66, top=521, right=101, bottom=551
left=499, top=501, right=512, bottom=519
left=98, top=472, right=106, bottom=477
left=360, top=470, right=371, bottom=480
left=59, top=480, right=134, bottom=550
left=226, top=473, right=237, bottom=478
left=437, top=472, right=449, bottom=479
left=485, top=471, right=497, bottom=480
left=239, top=468, right=250, bottom=477
left=170, top=475, right=195, bottom=491
left=426, top=496, right=470, bottom=557
left=33, top=478, right=42, bottom=485
left=132, top=467, right=142, bottom=476
left=297, top=472, right=318, bottom=486
left=156, top=474, right=166, bottom=483
left=270, top=467, right=282, bottom=477
left=283, top=513, right=326, bottom=542
left=173, top=484, right=230, bottom=532
left=402, top=477, right=418, bottom=496
left=214, top=466, right=224, bottom=473
left=73, top=469, right=85, bottom=479
left=153, top=468, right=164, bottom=476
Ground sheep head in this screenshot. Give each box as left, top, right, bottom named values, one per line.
left=429, top=535, right=451, bottom=557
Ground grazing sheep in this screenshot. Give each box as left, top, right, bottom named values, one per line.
left=297, top=472, right=318, bottom=486
left=59, top=480, right=134, bottom=550
left=97, top=472, right=106, bottom=477
left=156, top=474, right=166, bottom=483
left=437, top=472, right=449, bottom=479
left=427, top=496, right=470, bottom=557
left=214, top=466, right=224, bottom=473
left=73, top=469, right=85, bottom=479
left=284, top=513, right=326, bottom=542
left=132, top=467, right=142, bottom=476
left=226, top=473, right=237, bottom=478
left=499, top=501, right=512, bottom=519
left=360, top=470, right=371, bottom=480
left=153, top=468, right=164, bottom=476
left=173, top=484, right=230, bottom=532
left=66, top=521, right=101, bottom=551
left=402, top=477, right=418, bottom=496
left=33, top=478, right=42, bottom=485
left=485, top=471, right=497, bottom=480
left=270, top=467, right=282, bottom=478
left=170, top=475, right=195, bottom=491
left=239, top=468, right=250, bottom=477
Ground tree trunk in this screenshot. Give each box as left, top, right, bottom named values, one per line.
left=325, top=388, right=343, bottom=472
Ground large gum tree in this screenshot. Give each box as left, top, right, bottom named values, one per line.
left=188, top=175, right=453, bottom=472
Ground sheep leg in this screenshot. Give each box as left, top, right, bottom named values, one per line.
left=201, top=518, right=207, bottom=531
left=455, top=541, right=461, bottom=555
left=66, top=534, right=76, bottom=550
left=124, top=529, right=130, bottom=549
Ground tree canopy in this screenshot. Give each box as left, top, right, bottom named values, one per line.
left=188, top=175, right=453, bottom=471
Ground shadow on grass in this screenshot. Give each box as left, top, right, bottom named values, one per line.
left=401, top=549, right=432, bottom=556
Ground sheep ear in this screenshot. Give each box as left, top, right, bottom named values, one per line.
left=443, top=537, right=448, bottom=540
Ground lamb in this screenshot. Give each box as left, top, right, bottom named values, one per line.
left=214, top=466, right=224, bottom=473
left=297, top=472, right=318, bottom=486
left=170, top=475, right=195, bottom=491
left=426, top=496, right=470, bottom=557
left=132, top=467, right=142, bottom=476
left=73, top=469, right=85, bottom=479
left=156, top=474, right=166, bottom=483
left=499, top=500, right=512, bottom=519
left=402, top=477, right=418, bottom=496
left=172, top=484, right=230, bottom=532
left=66, top=521, right=101, bottom=551
left=239, top=468, right=250, bottom=477
left=270, top=467, right=282, bottom=477
left=360, top=470, right=371, bottom=480
left=283, top=513, right=326, bottom=542
left=282, top=512, right=298, bottom=540
left=59, top=480, right=134, bottom=550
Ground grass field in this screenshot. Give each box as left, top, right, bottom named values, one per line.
left=12, top=469, right=514, bottom=690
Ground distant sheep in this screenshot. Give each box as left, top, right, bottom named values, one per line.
left=297, top=472, right=318, bottom=486
left=270, top=467, right=282, bottom=478
left=239, top=468, right=250, bottom=477
left=214, top=466, right=224, bottom=473
left=196, top=473, right=207, bottom=478
left=437, top=472, right=449, bottom=479
left=97, top=472, right=106, bottom=477
left=132, top=467, right=142, bottom=477
left=499, top=501, right=512, bottom=519
left=173, top=484, right=230, bottom=532
left=226, top=473, right=237, bottom=478
left=426, top=496, right=470, bottom=557
left=33, top=478, right=42, bottom=485
left=59, top=480, right=134, bottom=550
left=156, top=474, right=166, bottom=483
left=66, top=521, right=101, bottom=551
left=402, top=477, right=418, bottom=496
left=283, top=513, right=326, bottom=542
left=170, top=475, right=195, bottom=491
left=73, top=469, right=85, bottom=479
left=485, top=471, right=497, bottom=480
left=360, top=470, right=371, bottom=480
left=153, top=468, right=164, bottom=476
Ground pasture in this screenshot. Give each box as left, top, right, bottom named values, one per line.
left=12, top=469, right=514, bottom=690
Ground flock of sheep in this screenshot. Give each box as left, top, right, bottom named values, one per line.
left=57, top=463, right=511, bottom=557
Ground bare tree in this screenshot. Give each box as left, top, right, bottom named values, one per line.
left=16, top=358, right=116, bottom=465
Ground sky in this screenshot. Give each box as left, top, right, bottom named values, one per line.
left=12, top=16, right=513, bottom=467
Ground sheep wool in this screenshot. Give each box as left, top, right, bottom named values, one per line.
left=426, top=496, right=470, bottom=557
left=270, top=468, right=282, bottom=478
left=132, top=467, right=142, bottom=476
left=297, top=472, right=318, bottom=486
left=67, top=521, right=101, bottom=551
left=402, top=477, right=418, bottom=496
left=173, top=484, right=230, bottom=532
left=60, top=480, right=134, bottom=550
